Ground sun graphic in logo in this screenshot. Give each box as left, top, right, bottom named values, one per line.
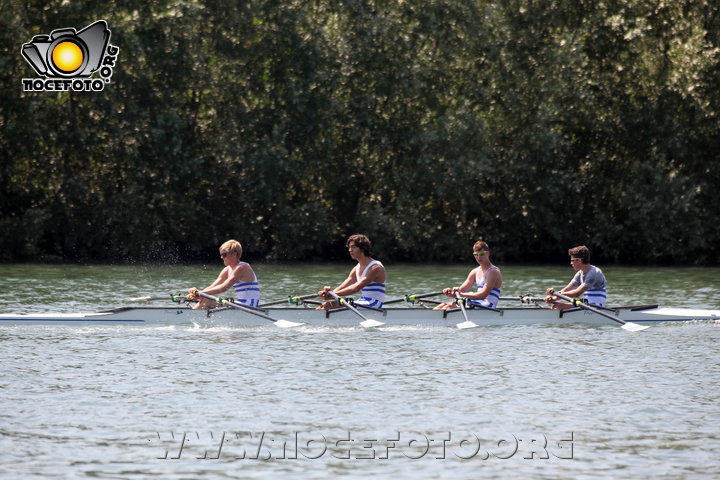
left=51, top=41, right=84, bottom=73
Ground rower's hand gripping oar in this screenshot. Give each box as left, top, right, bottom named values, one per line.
left=549, top=290, right=649, bottom=332
left=454, top=292, right=480, bottom=330
left=328, top=291, right=385, bottom=328
left=197, top=292, right=304, bottom=328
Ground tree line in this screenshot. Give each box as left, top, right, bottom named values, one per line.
left=1, top=0, right=718, bottom=264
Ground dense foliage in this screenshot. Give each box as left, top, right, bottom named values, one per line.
left=1, top=0, right=718, bottom=264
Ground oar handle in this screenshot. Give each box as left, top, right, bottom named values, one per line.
left=170, top=294, right=189, bottom=303
left=260, top=293, right=318, bottom=307
left=549, top=291, right=581, bottom=307
left=289, top=294, right=319, bottom=305
left=498, top=295, right=545, bottom=304
left=403, top=291, right=444, bottom=304
left=130, top=294, right=188, bottom=303
left=381, top=297, right=407, bottom=305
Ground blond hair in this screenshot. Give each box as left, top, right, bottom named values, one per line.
left=220, top=239, right=243, bottom=257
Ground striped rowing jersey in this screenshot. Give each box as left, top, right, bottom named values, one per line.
left=354, top=260, right=386, bottom=309
left=232, top=262, right=260, bottom=307
left=470, top=266, right=501, bottom=308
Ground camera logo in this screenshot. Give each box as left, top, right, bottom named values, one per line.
left=21, top=20, right=119, bottom=92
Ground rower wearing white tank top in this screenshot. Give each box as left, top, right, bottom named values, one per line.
left=434, top=240, right=503, bottom=310
left=317, top=234, right=387, bottom=310
left=187, top=239, right=261, bottom=310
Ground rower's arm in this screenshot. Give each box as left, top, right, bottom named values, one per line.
left=189, top=268, right=228, bottom=295
left=560, top=283, right=587, bottom=298
left=333, top=265, right=383, bottom=297
left=320, top=269, right=358, bottom=298
left=460, top=269, right=498, bottom=300
left=458, top=270, right=476, bottom=293
left=202, top=265, right=249, bottom=296
left=443, top=270, right=475, bottom=297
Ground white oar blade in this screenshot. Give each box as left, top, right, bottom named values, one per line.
left=622, top=322, right=650, bottom=332
left=129, top=296, right=153, bottom=301
left=360, top=319, right=385, bottom=328
left=456, top=320, right=479, bottom=330
left=274, top=319, right=305, bottom=329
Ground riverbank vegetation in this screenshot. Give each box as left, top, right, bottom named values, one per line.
left=1, top=0, right=718, bottom=264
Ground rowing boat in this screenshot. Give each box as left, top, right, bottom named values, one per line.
left=1, top=303, right=718, bottom=327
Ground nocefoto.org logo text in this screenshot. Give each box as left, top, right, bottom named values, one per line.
left=21, top=20, right=119, bottom=92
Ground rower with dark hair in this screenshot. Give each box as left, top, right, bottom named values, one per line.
left=545, top=245, right=607, bottom=309
left=317, top=234, right=387, bottom=310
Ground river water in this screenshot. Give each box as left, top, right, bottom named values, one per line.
left=1, top=263, right=719, bottom=479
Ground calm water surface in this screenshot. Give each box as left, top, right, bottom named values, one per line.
left=1, top=263, right=719, bottom=479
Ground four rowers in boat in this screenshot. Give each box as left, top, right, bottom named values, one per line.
left=187, top=236, right=605, bottom=312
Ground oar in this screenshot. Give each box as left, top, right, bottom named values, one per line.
left=328, top=291, right=385, bottom=328
left=454, top=292, right=479, bottom=330
left=402, top=291, right=444, bottom=304
left=259, top=293, right=318, bottom=307
left=499, top=295, right=545, bottom=304
left=129, top=294, right=186, bottom=302
left=197, top=292, right=304, bottom=328
left=381, top=297, right=410, bottom=305
left=549, top=290, right=649, bottom=332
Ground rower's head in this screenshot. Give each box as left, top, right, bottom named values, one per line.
left=219, top=239, right=243, bottom=260
left=568, top=245, right=590, bottom=265
left=347, top=234, right=371, bottom=257
left=472, top=241, right=490, bottom=263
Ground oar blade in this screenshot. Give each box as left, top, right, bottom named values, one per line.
left=456, top=320, right=480, bottom=330
left=621, top=322, right=650, bottom=332
left=274, top=319, right=305, bottom=329
left=360, top=319, right=385, bottom=328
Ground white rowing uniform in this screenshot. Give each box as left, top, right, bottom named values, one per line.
left=470, top=266, right=501, bottom=308
left=354, top=260, right=386, bottom=309
left=232, top=262, right=260, bottom=307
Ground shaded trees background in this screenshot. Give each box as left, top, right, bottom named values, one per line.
left=1, top=0, right=718, bottom=264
